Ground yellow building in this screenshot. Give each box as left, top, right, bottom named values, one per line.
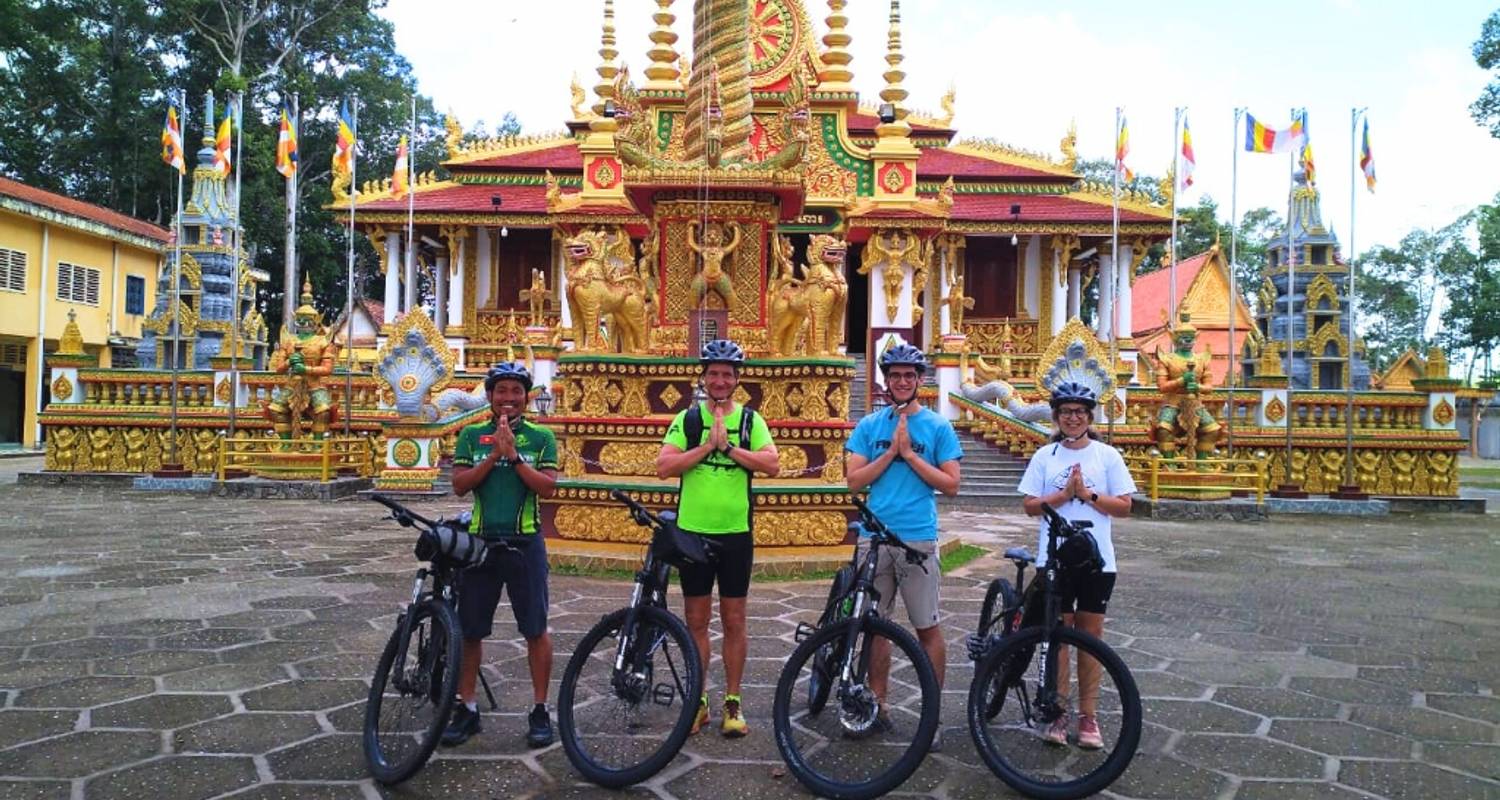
left=0, top=176, right=168, bottom=448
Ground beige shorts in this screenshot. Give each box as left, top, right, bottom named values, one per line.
left=854, top=538, right=942, bottom=630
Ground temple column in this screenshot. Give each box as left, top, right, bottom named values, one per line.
left=448, top=232, right=466, bottom=332
left=1116, top=241, right=1134, bottom=341
left=1096, top=245, right=1115, bottom=340
left=1021, top=235, right=1040, bottom=319
left=1051, top=245, right=1068, bottom=335
left=1067, top=265, right=1082, bottom=321
left=554, top=231, right=571, bottom=333
left=383, top=232, right=401, bottom=324
left=403, top=232, right=418, bottom=313
left=936, top=239, right=951, bottom=336
left=475, top=227, right=493, bottom=311
left=434, top=253, right=449, bottom=331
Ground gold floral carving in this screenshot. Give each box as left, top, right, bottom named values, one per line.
left=755, top=511, right=848, bottom=546
left=598, top=442, right=660, bottom=476
left=1432, top=398, right=1455, bottom=426
left=778, top=445, right=809, bottom=477
left=658, top=384, right=683, bottom=410
left=821, top=443, right=845, bottom=484
left=554, top=505, right=650, bottom=543
left=51, top=375, right=73, bottom=402
left=560, top=436, right=586, bottom=477
left=1264, top=395, right=1287, bottom=423
left=215, top=377, right=231, bottom=404
left=963, top=320, right=1039, bottom=356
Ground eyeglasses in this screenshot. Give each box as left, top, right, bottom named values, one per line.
left=886, top=372, right=920, bottom=384
left=1057, top=408, right=1091, bottom=419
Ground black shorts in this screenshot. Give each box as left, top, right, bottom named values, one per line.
left=457, top=536, right=549, bottom=640
left=1054, top=570, right=1117, bottom=615
left=677, top=531, right=753, bottom=599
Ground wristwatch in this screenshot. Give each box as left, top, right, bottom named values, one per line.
left=1089, top=491, right=1099, bottom=503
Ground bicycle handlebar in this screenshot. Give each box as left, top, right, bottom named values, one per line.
left=611, top=489, right=662, bottom=529
left=369, top=492, right=437, bottom=530
left=369, top=493, right=533, bottom=551
left=849, top=495, right=929, bottom=566
left=1039, top=503, right=1089, bottom=539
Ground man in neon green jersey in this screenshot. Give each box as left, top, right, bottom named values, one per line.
left=657, top=339, right=779, bottom=738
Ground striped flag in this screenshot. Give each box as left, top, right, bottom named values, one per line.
left=1245, top=111, right=1306, bottom=154
left=332, top=99, right=356, bottom=175
left=1180, top=115, right=1197, bottom=189
left=391, top=135, right=409, bottom=199
left=1116, top=115, right=1134, bottom=182
left=213, top=109, right=233, bottom=177
left=275, top=103, right=298, bottom=179
left=1359, top=118, right=1376, bottom=193
left=1300, top=138, right=1317, bottom=187
left=160, top=103, right=185, bottom=174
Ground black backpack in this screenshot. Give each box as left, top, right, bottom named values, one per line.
left=678, top=402, right=760, bottom=524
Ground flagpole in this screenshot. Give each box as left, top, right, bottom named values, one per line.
left=1227, top=107, right=1243, bottom=455
left=1108, top=106, right=1121, bottom=443
left=228, top=92, right=245, bottom=441
left=167, top=88, right=186, bottom=470
left=1170, top=107, right=1181, bottom=330
left=284, top=93, right=299, bottom=333
left=404, top=95, right=417, bottom=315
left=344, top=96, right=358, bottom=437
left=1283, top=108, right=1298, bottom=490
left=1344, top=107, right=1366, bottom=492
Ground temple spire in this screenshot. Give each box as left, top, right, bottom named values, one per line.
left=591, top=0, right=620, bottom=127
left=877, top=0, right=911, bottom=139
left=817, top=0, right=854, bottom=92
left=643, top=0, right=681, bottom=90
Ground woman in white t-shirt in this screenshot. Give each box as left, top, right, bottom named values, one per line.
left=1016, top=381, right=1137, bottom=751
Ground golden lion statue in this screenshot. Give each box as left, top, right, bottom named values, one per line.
left=769, top=234, right=849, bottom=357
left=563, top=227, right=651, bottom=353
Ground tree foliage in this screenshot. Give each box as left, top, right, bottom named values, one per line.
left=1471, top=8, right=1500, bottom=138
left=1355, top=220, right=1474, bottom=370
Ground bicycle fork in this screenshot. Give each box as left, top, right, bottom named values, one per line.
left=390, top=569, right=429, bottom=689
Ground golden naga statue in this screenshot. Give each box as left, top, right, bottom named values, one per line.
left=263, top=281, right=341, bottom=440
left=687, top=220, right=742, bottom=310
left=1150, top=313, right=1220, bottom=458
left=563, top=227, right=651, bottom=353
left=769, top=234, right=849, bottom=356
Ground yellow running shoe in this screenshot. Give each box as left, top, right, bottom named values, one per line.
left=721, top=694, right=748, bottom=738
left=690, top=694, right=710, bottom=735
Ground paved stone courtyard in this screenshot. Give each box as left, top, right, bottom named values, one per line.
left=0, top=481, right=1496, bottom=799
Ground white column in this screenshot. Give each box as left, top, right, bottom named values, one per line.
left=475, top=227, right=493, bottom=312
left=869, top=257, right=915, bottom=328
left=1096, top=249, right=1115, bottom=340
left=1067, top=266, right=1082, bottom=321
left=383, top=232, right=401, bottom=324
left=434, top=254, right=449, bottom=332
left=554, top=232, right=571, bottom=332
left=936, top=241, right=951, bottom=336
left=1116, top=242, right=1134, bottom=341
left=1022, top=235, right=1040, bottom=319
left=1051, top=247, right=1068, bottom=335
left=402, top=232, right=417, bottom=313
left=936, top=358, right=963, bottom=420
left=448, top=232, right=466, bottom=330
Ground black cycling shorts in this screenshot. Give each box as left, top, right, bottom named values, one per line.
left=457, top=536, right=549, bottom=640
left=1054, top=570, right=1117, bottom=615
left=677, top=531, right=753, bottom=599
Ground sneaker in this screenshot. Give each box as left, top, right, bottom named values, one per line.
left=689, top=694, right=710, bottom=735
left=1076, top=715, right=1103, bottom=750
left=1040, top=714, right=1069, bottom=746
left=440, top=703, right=481, bottom=746
left=721, top=695, right=748, bottom=738
left=526, top=704, right=554, bottom=748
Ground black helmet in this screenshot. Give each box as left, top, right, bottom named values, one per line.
left=878, top=342, right=928, bottom=375
left=1050, top=381, right=1098, bottom=410
left=699, top=339, right=746, bottom=367
left=484, top=362, right=533, bottom=393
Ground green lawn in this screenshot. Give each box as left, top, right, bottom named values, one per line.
left=1458, top=460, right=1500, bottom=489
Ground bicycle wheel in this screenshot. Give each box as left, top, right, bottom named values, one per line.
left=363, top=599, right=460, bottom=785
left=773, top=616, right=940, bottom=800
left=967, top=626, right=1142, bottom=800
left=977, top=578, right=1018, bottom=639
left=558, top=605, right=703, bottom=788
left=807, top=565, right=855, bottom=714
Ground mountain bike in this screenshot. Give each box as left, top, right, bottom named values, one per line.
left=556, top=489, right=705, bottom=789
left=771, top=495, right=941, bottom=800
left=964, top=503, right=1142, bottom=800
left=361, top=493, right=530, bottom=785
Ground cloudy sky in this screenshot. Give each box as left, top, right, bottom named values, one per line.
left=379, top=0, right=1500, bottom=254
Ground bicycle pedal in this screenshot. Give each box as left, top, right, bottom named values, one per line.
left=964, top=633, right=990, bottom=662
left=794, top=621, right=818, bottom=643
left=652, top=683, right=676, bottom=706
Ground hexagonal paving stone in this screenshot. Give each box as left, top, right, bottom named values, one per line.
left=0, top=779, right=71, bottom=800
left=268, top=620, right=352, bottom=642
left=1233, top=780, right=1374, bottom=799
left=1166, top=660, right=1286, bottom=687
left=1133, top=670, right=1211, bottom=700
left=1173, top=733, right=1326, bottom=779
left=208, top=610, right=312, bottom=628
left=1349, top=706, right=1494, bottom=743
left=91, top=650, right=219, bottom=677
left=0, top=626, right=89, bottom=647
left=1422, top=742, right=1500, bottom=780
left=0, top=730, right=160, bottom=778
left=94, top=619, right=202, bottom=638
left=1287, top=676, right=1413, bottom=706
left=241, top=679, right=367, bottom=712
left=1267, top=719, right=1413, bottom=759
left=290, top=654, right=371, bottom=680
left=219, top=641, right=325, bottom=664
left=159, top=663, right=288, bottom=692
left=90, top=694, right=233, bottom=730
left=217, top=785, right=367, bottom=800
left=1305, top=645, right=1417, bottom=668
left=1106, top=753, right=1231, bottom=799
left=664, top=760, right=810, bottom=800
left=15, top=677, right=154, bottom=709
left=1212, top=687, right=1342, bottom=719
left=265, top=734, right=366, bottom=781
left=85, top=754, right=258, bottom=800
left=0, top=710, right=78, bottom=750
left=250, top=595, right=344, bottom=610
left=27, top=637, right=149, bottom=661
left=1357, top=666, right=1480, bottom=694
left=154, top=628, right=266, bottom=650
left=173, top=712, right=324, bottom=754
left=1339, top=759, right=1500, bottom=799
left=1424, top=693, right=1500, bottom=725
left=1141, top=699, right=1262, bottom=734
left=376, top=756, right=549, bottom=799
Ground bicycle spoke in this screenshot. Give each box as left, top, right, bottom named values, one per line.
left=566, top=618, right=694, bottom=774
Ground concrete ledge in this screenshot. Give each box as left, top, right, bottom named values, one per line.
left=1265, top=497, right=1391, bottom=516
left=132, top=476, right=218, bottom=493
left=18, top=472, right=140, bottom=488
left=1132, top=497, right=1269, bottom=522
left=216, top=477, right=373, bottom=501
left=1379, top=496, right=1487, bottom=514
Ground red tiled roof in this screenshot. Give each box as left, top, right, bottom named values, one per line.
left=455, top=142, right=582, bottom=171
left=948, top=192, right=1169, bottom=223
left=1131, top=251, right=1211, bottom=334
left=845, top=112, right=949, bottom=133
left=362, top=299, right=385, bottom=323
left=358, top=183, right=552, bottom=214
left=0, top=175, right=170, bottom=244
left=917, top=148, right=1071, bottom=180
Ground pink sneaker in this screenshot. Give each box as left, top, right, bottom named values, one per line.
left=1077, top=715, right=1103, bottom=750
left=1041, top=715, right=1069, bottom=746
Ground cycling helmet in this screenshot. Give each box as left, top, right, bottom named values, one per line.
left=699, top=339, right=746, bottom=367
left=1049, top=381, right=1097, bottom=410
left=484, top=362, right=533, bottom=393
left=878, top=342, right=928, bottom=375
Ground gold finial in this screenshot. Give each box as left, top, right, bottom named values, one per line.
left=443, top=111, right=463, bottom=158
left=878, top=0, right=910, bottom=138
left=937, top=83, right=956, bottom=127
left=1060, top=119, right=1078, bottom=171
left=59, top=308, right=85, bottom=355
left=643, top=0, right=680, bottom=90
left=592, top=0, right=619, bottom=120
left=818, top=0, right=855, bottom=91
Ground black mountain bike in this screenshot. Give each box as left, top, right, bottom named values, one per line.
left=772, top=496, right=941, bottom=800
left=964, top=504, right=1142, bottom=800
left=556, top=489, right=704, bottom=789
left=362, top=493, right=529, bottom=785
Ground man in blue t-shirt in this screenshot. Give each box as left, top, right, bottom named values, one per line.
left=844, top=343, right=962, bottom=741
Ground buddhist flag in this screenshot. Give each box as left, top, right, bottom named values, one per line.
left=275, top=103, right=298, bottom=179
left=1179, top=115, right=1197, bottom=189
left=332, top=99, right=356, bottom=175
left=1300, top=138, right=1317, bottom=187
left=1116, top=115, right=1134, bottom=182
left=1245, top=111, right=1306, bottom=154
left=160, top=103, right=185, bottom=175
left=1359, top=118, right=1376, bottom=193
left=392, top=135, right=409, bottom=199
left=213, top=108, right=233, bottom=177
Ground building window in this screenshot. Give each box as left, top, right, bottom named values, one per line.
left=56, top=262, right=102, bottom=306
left=125, top=275, right=146, bottom=315
left=0, top=247, right=26, bottom=292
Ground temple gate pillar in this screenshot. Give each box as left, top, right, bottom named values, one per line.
left=433, top=254, right=449, bottom=331
left=1021, top=235, right=1040, bottom=319
left=383, top=232, right=401, bottom=324
left=1096, top=244, right=1115, bottom=341
left=476, top=227, right=493, bottom=312
left=447, top=231, right=466, bottom=333
left=402, top=232, right=417, bottom=313
left=1051, top=245, right=1068, bottom=336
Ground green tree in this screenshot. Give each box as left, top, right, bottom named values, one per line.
left=1355, top=220, right=1474, bottom=370
left=1471, top=8, right=1500, bottom=137
left=1439, top=195, right=1500, bottom=381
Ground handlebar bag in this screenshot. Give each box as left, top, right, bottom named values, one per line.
left=650, top=511, right=709, bottom=569
left=416, top=523, right=489, bottom=568
left=1056, top=530, right=1104, bottom=575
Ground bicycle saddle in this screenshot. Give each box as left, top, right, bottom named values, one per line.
left=1004, top=547, right=1035, bottom=564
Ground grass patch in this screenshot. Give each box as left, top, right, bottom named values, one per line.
left=550, top=562, right=638, bottom=581
left=940, top=543, right=988, bottom=572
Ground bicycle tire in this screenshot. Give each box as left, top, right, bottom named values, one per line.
left=978, top=577, right=1019, bottom=639
left=363, top=599, right=461, bottom=785
left=807, top=565, right=855, bottom=714
left=558, top=605, right=703, bottom=789
left=773, top=615, right=940, bottom=800
left=967, top=626, right=1142, bottom=800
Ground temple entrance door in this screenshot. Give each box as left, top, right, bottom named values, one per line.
left=0, top=368, right=21, bottom=444
left=846, top=242, right=868, bottom=355
left=965, top=236, right=1018, bottom=319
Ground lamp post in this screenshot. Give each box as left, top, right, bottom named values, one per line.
left=533, top=385, right=554, bottom=417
